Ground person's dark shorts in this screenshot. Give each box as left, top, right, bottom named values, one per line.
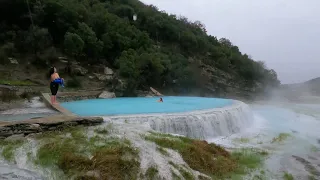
left=50, top=82, right=59, bottom=95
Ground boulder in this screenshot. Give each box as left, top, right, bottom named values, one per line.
left=58, top=57, right=68, bottom=60
left=94, top=73, right=112, bottom=81
left=8, top=58, right=18, bottom=64
left=104, top=67, right=114, bottom=75
left=73, top=65, right=88, bottom=76
left=88, top=76, right=95, bottom=80
left=91, top=65, right=105, bottom=73
left=99, top=91, right=116, bottom=99
left=60, top=60, right=68, bottom=64
left=30, top=124, right=40, bottom=129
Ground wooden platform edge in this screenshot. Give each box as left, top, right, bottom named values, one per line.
left=41, top=93, right=76, bottom=116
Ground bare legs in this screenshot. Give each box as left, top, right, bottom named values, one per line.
left=51, top=95, right=59, bottom=105
left=54, top=95, right=58, bottom=104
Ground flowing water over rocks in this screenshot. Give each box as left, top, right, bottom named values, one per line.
left=0, top=97, right=58, bottom=121
left=209, top=101, right=320, bottom=179
left=105, top=100, right=253, bottom=139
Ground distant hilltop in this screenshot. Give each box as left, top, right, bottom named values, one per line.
left=280, top=77, right=320, bottom=96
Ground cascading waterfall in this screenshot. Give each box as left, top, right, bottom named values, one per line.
left=105, top=100, right=254, bottom=139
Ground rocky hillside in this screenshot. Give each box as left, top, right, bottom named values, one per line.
left=0, top=0, right=280, bottom=99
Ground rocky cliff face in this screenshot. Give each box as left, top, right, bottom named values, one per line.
left=190, top=62, right=263, bottom=99
left=0, top=57, right=264, bottom=100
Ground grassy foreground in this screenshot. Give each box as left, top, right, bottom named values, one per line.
left=34, top=127, right=140, bottom=180
left=145, top=132, right=267, bottom=179
left=0, top=126, right=267, bottom=180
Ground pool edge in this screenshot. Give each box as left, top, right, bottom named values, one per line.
left=41, top=93, right=76, bottom=116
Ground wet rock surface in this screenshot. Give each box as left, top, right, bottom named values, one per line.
left=0, top=116, right=103, bottom=138
left=292, top=154, right=320, bottom=177
left=98, top=91, right=116, bottom=98
left=0, top=164, right=43, bottom=180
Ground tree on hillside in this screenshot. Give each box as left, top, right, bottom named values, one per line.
left=0, top=0, right=280, bottom=96
left=25, top=26, right=52, bottom=55
left=76, top=22, right=103, bottom=60
left=64, top=32, right=84, bottom=58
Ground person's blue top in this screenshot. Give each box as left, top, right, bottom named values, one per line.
left=53, top=78, right=64, bottom=87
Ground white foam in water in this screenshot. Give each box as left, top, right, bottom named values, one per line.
left=207, top=113, right=267, bottom=148
left=105, top=100, right=254, bottom=139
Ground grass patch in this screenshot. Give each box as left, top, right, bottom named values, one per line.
left=35, top=127, right=140, bottom=180
left=169, top=161, right=179, bottom=169
left=0, top=139, right=25, bottom=162
left=60, top=145, right=139, bottom=180
left=0, top=79, right=35, bottom=86
left=169, top=161, right=194, bottom=180
left=157, top=147, right=169, bottom=156
left=94, top=124, right=113, bottom=135
left=310, top=145, right=320, bottom=152
left=94, top=127, right=110, bottom=134
left=145, top=166, right=159, bottom=180
left=309, top=175, right=316, bottom=180
left=145, top=132, right=265, bottom=179
left=283, top=172, right=294, bottom=180
left=271, top=133, right=291, bottom=143
left=233, top=137, right=250, bottom=144
left=178, top=167, right=194, bottom=180
left=171, top=170, right=181, bottom=180
left=225, top=148, right=265, bottom=179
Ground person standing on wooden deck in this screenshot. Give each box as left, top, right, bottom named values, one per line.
left=49, top=67, right=64, bottom=104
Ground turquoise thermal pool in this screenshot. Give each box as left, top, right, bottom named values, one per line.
left=60, top=96, right=233, bottom=116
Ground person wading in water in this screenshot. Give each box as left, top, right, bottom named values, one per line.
left=49, top=67, right=64, bottom=104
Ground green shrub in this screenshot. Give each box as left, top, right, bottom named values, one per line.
left=67, top=77, right=82, bottom=88
left=0, top=50, right=8, bottom=65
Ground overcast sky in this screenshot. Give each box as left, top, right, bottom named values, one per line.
left=140, top=0, right=320, bottom=84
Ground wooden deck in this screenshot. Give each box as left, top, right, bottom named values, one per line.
left=0, top=92, right=105, bottom=138
left=41, top=93, right=76, bottom=116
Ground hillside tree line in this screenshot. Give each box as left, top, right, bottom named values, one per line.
left=0, top=0, right=280, bottom=94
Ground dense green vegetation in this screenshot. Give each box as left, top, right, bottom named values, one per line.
left=0, top=0, right=280, bottom=95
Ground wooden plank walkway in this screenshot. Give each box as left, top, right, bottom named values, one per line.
left=41, top=93, right=76, bottom=116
